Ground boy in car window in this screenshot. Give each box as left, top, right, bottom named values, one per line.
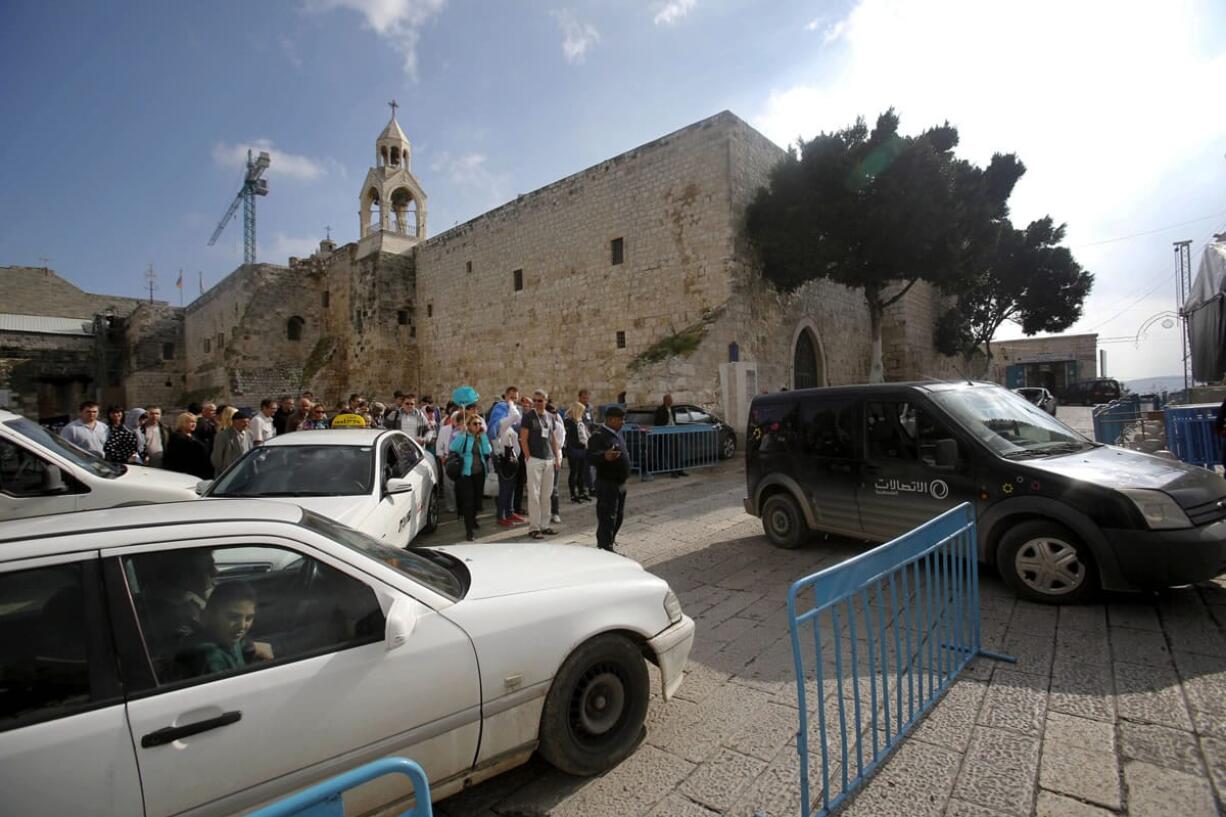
left=178, top=582, right=273, bottom=676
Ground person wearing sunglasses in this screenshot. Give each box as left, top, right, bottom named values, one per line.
left=519, top=389, right=562, bottom=539
left=450, top=415, right=492, bottom=541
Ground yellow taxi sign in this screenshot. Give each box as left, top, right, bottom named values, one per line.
left=330, top=413, right=367, bottom=428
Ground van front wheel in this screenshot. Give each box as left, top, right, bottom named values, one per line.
left=997, top=520, right=1095, bottom=604
left=762, top=493, right=807, bottom=549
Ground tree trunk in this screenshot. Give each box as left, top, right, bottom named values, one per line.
left=867, top=290, right=885, bottom=383
left=980, top=338, right=994, bottom=381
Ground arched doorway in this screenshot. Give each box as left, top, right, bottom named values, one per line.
left=792, top=324, right=825, bottom=390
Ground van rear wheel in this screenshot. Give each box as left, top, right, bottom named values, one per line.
left=997, top=520, right=1095, bottom=604
left=762, top=493, right=807, bottom=549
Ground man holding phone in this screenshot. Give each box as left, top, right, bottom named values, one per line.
left=587, top=405, right=631, bottom=552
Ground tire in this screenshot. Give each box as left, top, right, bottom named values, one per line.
left=997, top=520, right=1096, bottom=604
left=720, top=431, right=737, bottom=460
left=420, top=487, right=440, bottom=535
left=761, top=492, right=807, bottom=549
left=538, top=633, right=650, bottom=777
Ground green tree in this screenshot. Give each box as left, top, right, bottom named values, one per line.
left=935, top=217, right=1093, bottom=375
left=745, top=110, right=1024, bottom=382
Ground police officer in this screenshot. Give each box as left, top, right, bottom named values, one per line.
left=587, top=406, right=631, bottom=552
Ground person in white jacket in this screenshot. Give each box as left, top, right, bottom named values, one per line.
left=494, top=414, right=523, bottom=527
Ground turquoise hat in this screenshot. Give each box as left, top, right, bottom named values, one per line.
left=451, top=385, right=480, bottom=407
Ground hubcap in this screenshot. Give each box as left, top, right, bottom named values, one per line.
left=723, top=437, right=736, bottom=458
left=1014, top=537, right=1084, bottom=596
left=769, top=507, right=792, bottom=536
left=428, top=490, right=439, bottom=527
left=571, top=667, right=626, bottom=739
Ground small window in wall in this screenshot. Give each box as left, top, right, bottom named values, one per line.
left=397, top=310, right=409, bottom=325
left=426, top=303, right=433, bottom=318
left=161, top=342, right=175, bottom=361
left=216, top=333, right=224, bottom=351
left=513, top=269, right=523, bottom=291
left=611, top=237, right=624, bottom=265
left=287, top=316, right=305, bottom=341
left=203, top=338, right=211, bottom=354
left=616, top=330, right=626, bottom=349
left=466, top=260, right=472, bottom=274
left=322, top=291, right=330, bottom=308
left=410, top=326, right=416, bottom=338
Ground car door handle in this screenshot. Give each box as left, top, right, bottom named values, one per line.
left=141, top=710, right=242, bottom=748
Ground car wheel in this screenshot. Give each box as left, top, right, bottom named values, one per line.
left=538, top=633, right=650, bottom=777
left=421, top=486, right=440, bottom=535
left=761, top=493, right=807, bottom=549
left=997, top=520, right=1095, bottom=604
left=720, top=432, right=736, bottom=460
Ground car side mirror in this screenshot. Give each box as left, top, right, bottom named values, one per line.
left=195, top=480, right=212, bottom=495
left=385, top=596, right=417, bottom=651
left=934, top=438, right=958, bottom=469
left=386, top=477, right=414, bottom=495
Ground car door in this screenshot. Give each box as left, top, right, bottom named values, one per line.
left=109, top=537, right=480, bottom=817
left=797, top=397, right=864, bottom=537
left=0, top=552, right=143, bottom=817
left=391, top=435, right=431, bottom=541
left=366, top=437, right=415, bottom=547
left=857, top=398, right=976, bottom=541
left=0, top=436, right=84, bottom=519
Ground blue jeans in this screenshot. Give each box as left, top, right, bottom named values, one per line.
left=497, top=473, right=516, bottom=520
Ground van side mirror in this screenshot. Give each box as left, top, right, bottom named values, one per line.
left=385, top=596, right=417, bottom=651
left=934, top=438, right=958, bottom=469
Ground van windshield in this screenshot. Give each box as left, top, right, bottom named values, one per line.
left=931, top=388, right=1093, bottom=459
left=3, top=417, right=126, bottom=478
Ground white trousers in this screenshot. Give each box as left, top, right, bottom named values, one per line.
left=526, top=456, right=554, bottom=531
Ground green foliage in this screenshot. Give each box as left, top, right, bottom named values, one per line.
left=301, top=336, right=336, bottom=385
left=628, top=311, right=720, bottom=372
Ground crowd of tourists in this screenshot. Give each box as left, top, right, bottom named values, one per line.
left=57, top=384, right=636, bottom=551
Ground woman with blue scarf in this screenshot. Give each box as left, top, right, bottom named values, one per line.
left=450, top=414, right=491, bottom=541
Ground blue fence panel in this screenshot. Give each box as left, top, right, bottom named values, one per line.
left=1165, top=403, right=1223, bottom=469
left=1091, top=396, right=1143, bottom=445
left=623, top=425, right=720, bottom=480
left=246, top=757, right=433, bottom=817
left=786, top=503, right=1012, bottom=817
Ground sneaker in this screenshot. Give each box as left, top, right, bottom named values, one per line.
left=569, top=495, right=581, bottom=504
left=511, top=513, right=528, bottom=524
left=497, top=518, right=513, bottom=528
left=578, top=494, right=592, bottom=502
left=542, top=528, right=559, bottom=536
left=550, top=514, right=562, bottom=524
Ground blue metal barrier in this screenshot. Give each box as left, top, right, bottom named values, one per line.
left=246, top=757, right=433, bottom=817
left=786, top=503, right=1013, bottom=817
left=623, top=425, right=721, bottom=480
left=1092, top=395, right=1156, bottom=445
left=1165, top=403, right=1223, bottom=468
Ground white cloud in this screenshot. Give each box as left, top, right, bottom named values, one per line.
left=654, top=0, right=696, bottom=26
left=271, top=232, right=326, bottom=261
left=804, top=17, right=820, bottom=31
left=821, top=19, right=846, bottom=43
left=303, top=0, right=446, bottom=79
left=430, top=150, right=510, bottom=197
left=553, top=9, right=600, bottom=64
left=279, top=35, right=303, bottom=68
left=211, top=140, right=330, bottom=182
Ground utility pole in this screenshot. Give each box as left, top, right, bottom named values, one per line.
left=1174, top=240, right=1194, bottom=392
left=144, top=263, right=158, bottom=304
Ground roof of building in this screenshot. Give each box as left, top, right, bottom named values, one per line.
left=0, top=313, right=94, bottom=336
left=0, top=266, right=152, bottom=319
left=378, top=115, right=409, bottom=145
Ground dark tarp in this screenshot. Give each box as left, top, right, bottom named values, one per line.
left=1187, top=242, right=1226, bottom=383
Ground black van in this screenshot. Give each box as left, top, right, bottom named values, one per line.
left=1062, top=378, right=1123, bottom=406
left=744, top=382, right=1226, bottom=603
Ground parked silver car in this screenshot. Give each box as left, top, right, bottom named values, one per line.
left=1012, top=386, right=1058, bottom=415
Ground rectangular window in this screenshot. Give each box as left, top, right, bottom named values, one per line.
left=216, top=333, right=224, bottom=351
left=410, top=326, right=417, bottom=338
left=466, top=260, right=473, bottom=274
left=426, top=303, right=433, bottom=318
left=616, top=330, right=626, bottom=349
left=397, top=310, right=409, bottom=326
left=611, top=237, right=624, bottom=265
left=322, top=291, right=330, bottom=308
left=161, top=342, right=175, bottom=361
left=800, top=399, right=859, bottom=460
left=203, top=338, right=211, bottom=354
left=513, top=269, right=523, bottom=291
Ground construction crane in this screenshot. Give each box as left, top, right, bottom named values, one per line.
left=208, top=149, right=270, bottom=265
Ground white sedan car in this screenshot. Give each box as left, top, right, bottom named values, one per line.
left=0, top=500, right=695, bottom=817
left=201, top=428, right=440, bottom=547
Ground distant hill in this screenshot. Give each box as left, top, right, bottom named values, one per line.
left=1126, top=375, right=1188, bottom=394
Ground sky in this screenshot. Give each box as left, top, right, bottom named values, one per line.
left=1, top=0, right=1224, bottom=381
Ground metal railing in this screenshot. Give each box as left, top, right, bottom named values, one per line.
left=1165, top=403, right=1223, bottom=469
left=1091, top=395, right=1160, bottom=445
left=246, top=757, right=432, bottom=817
left=786, top=503, right=1012, bottom=817
left=623, top=425, right=721, bottom=480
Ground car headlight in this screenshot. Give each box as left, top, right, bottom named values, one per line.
left=1121, top=488, right=1192, bottom=530
left=663, top=590, right=683, bottom=625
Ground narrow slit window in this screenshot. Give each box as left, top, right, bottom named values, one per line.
left=513, top=269, right=523, bottom=291
left=616, top=330, right=626, bottom=349
left=611, top=237, right=624, bottom=266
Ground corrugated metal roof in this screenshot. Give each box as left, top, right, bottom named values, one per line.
left=0, top=313, right=94, bottom=336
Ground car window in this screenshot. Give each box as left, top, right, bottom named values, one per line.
left=0, top=563, right=95, bottom=730
left=688, top=409, right=713, bottom=423
left=3, top=418, right=124, bottom=480
left=391, top=437, right=421, bottom=476
left=748, top=400, right=798, bottom=454
left=0, top=438, right=60, bottom=497
left=800, top=399, right=858, bottom=459
left=624, top=410, right=655, bottom=426
left=208, top=445, right=374, bottom=497
left=381, top=440, right=399, bottom=482
left=866, top=402, right=961, bottom=466
left=121, top=545, right=386, bottom=686
left=931, top=387, right=1090, bottom=457
left=673, top=410, right=693, bottom=424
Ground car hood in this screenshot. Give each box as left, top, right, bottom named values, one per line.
left=273, top=495, right=375, bottom=528
left=116, top=465, right=199, bottom=497
left=1023, top=445, right=1226, bottom=508
left=429, top=542, right=655, bottom=600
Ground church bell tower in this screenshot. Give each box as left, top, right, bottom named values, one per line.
left=356, top=101, right=428, bottom=259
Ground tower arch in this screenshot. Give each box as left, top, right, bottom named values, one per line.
left=790, top=320, right=828, bottom=390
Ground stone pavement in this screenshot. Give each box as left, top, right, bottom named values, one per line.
left=417, top=457, right=1226, bottom=817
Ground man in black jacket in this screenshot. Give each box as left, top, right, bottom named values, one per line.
left=587, top=406, right=631, bottom=552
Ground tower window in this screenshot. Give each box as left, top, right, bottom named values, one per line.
left=322, top=291, right=330, bottom=308
left=203, top=338, right=211, bottom=354
left=397, top=310, right=409, bottom=325
left=427, top=303, right=433, bottom=318
left=611, top=237, right=624, bottom=266
left=466, top=260, right=472, bottom=274
left=287, top=316, right=305, bottom=341
left=162, top=342, right=175, bottom=360
left=616, top=331, right=626, bottom=349
left=513, top=269, right=523, bottom=291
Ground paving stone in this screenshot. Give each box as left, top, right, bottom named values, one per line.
left=1054, top=627, right=1110, bottom=668
left=1049, top=661, right=1115, bottom=722
left=1118, top=720, right=1205, bottom=775
left=679, top=747, right=768, bottom=813
left=647, top=682, right=773, bottom=764
left=978, top=669, right=1049, bottom=736
left=1165, top=622, right=1226, bottom=658
left=1113, top=660, right=1193, bottom=730
left=1000, top=631, right=1055, bottom=677
left=1038, top=741, right=1121, bottom=810
left=914, top=679, right=989, bottom=752
left=671, top=663, right=732, bottom=706
left=1010, top=599, right=1060, bottom=637
left=952, top=726, right=1041, bottom=816
left=1034, top=790, right=1117, bottom=817
left=706, top=614, right=758, bottom=644
left=726, top=741, right=813, bottom=817
left=723, top=701, right=801, bottom=762
left=1108, top=602, right=1162, bottom=632
left=1043, top=711, right=1115, bottom=753
left=1170, top=651, right=1226, bottom=739
left=841, top=738, right=962, bottom=817
left=1108, top=626, right=1172, bottom=666
left=945, top=799, right=1014, bottom=817
left=1198, top=735, right=1226, bottom=806
left=644, top=792, right=719, bottom=817
left=1123, top=759, right=1218, bottom=817
left=1057, top=604, right=1108, bottom=636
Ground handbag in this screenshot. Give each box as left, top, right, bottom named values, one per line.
left=496, top=446, right=519, bottom=479
left=444, top=452, right=462, bottom=481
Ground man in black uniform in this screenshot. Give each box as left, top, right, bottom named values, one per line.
left=587, top=406, right=631, bottom=552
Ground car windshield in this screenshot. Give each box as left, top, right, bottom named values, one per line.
left=209, top=445, right=374, bottom=497
left=3, top=417, right=125, bottom=479
left=299, top=509, right=468, bottom=600
left=931, top=387, right=1092, bottom=458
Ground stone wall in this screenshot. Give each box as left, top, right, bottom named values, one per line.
left=122, top=302, right=186, bottom=409
left=0, top=331, right=96, bottom=420
left=1, top=266, right=146, bottom=319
